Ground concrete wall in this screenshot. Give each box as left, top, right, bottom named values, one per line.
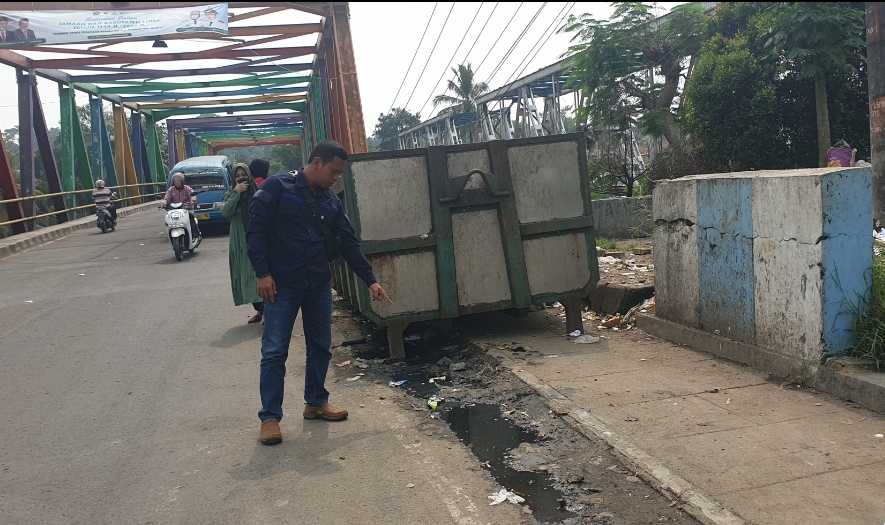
left=592, top=196, right=653, bottom=239
left=653, top=167, right=873, bottom=377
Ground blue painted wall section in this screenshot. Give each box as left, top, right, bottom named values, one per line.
left=821, top=170, right=873, bottom=354
left=697, top=178, right=756, bottom=342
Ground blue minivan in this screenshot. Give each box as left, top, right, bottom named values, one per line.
left=168, top=155, right=232, bottom=227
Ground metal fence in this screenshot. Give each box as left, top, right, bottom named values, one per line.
left=0, top=182, right=165, bottom=233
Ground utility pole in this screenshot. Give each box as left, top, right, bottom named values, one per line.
left=868, top=3, right=885, bottom=218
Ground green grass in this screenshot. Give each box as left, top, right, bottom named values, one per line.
left=851, top=255, right=885, bottom=370
left=596, top=237, right=617, bottom=251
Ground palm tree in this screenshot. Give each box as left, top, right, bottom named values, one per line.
left=432, top=64, right=489, bottom=114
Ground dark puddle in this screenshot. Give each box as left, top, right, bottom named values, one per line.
left=443, top=403, right=574, bottom=523
left=391, top=369, right=440, bottom=398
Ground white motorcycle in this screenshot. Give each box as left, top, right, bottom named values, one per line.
left=163, top=202, right=201, bottom=261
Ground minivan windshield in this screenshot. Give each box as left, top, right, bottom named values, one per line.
left=170, top=169, right=227, bottom=191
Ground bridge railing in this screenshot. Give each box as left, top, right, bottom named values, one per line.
left=0, top=182, right=166, bottom=234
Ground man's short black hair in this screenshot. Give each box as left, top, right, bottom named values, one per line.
left=308, top=141, right=348, bottom=164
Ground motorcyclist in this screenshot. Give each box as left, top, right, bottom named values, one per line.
left=163, top=172, right=201, bottom=238
left=92, top=179, right=117, bottom=222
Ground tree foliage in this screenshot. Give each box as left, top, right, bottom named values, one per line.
left=682, top=2, right=868, bottom=172
left=370, top=107, right=421, bottom=152
left=563, top=2, right=706, bottom=148
left=756, top=2, right=865, bottom=165
left=432, top=64, right=488, bottom=114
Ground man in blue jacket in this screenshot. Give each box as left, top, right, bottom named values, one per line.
left=248, top=141, right=389, bottom=446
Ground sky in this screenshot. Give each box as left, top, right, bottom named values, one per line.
left=0, top=2, right=681, bottom=139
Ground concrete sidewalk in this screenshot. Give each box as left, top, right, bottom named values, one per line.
left=461, top=310, right=885, bottom=525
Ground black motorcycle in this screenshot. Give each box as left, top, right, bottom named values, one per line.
left=96, top=206, right=116, bottom=233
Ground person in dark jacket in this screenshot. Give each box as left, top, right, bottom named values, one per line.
left=248, top=158, right=269, bottom=187
left=247, top=141, right=389, bottom=445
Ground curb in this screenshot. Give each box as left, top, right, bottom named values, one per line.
left=0, top=201, right=158, bottom=260
left=637, top=314, right=885, bottom=414
left=511, top=368, right=746, bottom=525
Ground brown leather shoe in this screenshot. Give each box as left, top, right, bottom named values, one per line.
left=303, top=403, right=348, bottom=421
left=259, top=419, right=282, bottom=445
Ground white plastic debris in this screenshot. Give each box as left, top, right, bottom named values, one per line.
left=568, top=330, right=582, bottom=337
left=346, top=375, right=363, bottom=382
left=574, top=335, right=600, bottom=344
left=388, top=380, right=408, bottom=387
left=428, top=376, right=446, bottom=384
left=874, top=433, right=884, bottom=439
left=335, top=360, right=351, bottom=367
left=78, top=273, right=86, bottom=276
left=489, top=488, right=525, bottom=506
left=24, top=299, right=34, bottom=304
left=598, top=256, right=619, bottom=264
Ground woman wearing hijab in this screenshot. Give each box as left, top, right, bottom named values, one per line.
left=222, top=163, right=263, bottom=323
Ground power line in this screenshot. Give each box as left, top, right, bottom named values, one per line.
left=486, top=2, right=548, bottom=85
left=501, top=2, right=574, bottom=88
left=459, top=2, right=500, bottom=66
left=474, top=3, right=524, bottom=75
left=401, top=2, right=457, bottom=113
left=389, top=2, right=439, bottom=111
left=416, top=2, right=485, bottom=117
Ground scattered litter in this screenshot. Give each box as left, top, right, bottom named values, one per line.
left=725, top=398, right=731, bottom=405
left=874, top=434, right=884, bottom=439
left=406, top=483, right=415, bottom=489
left=601, top=315, right=622, bottom=328
left=24, top=300, right=34, bottom=304
left=597, top=256, right=619, bottom=264
left=574, top=334, right=600, bottom=344
left=815, top=403, right=823, bottom=407
left=552, top=302, right=563, bottom=308
left=624, top=416, right=639, bottom=422
left=389, top=380, right=408, bottom=387
left=568, top=330, right=582, bottom=337
left=545, top=354, right=559, bottom=358
left=639, top=358, right=648, bottom=362
left=428, top=376, right=446, bottom=384
left=78, top=273, right=86, bottom=276
left=335, top=360, right=351, bottom=368
left=138, top=243, right=145, bottom=246
left=354, top=359, right=370, bottom=370
left=625, top=475, right=641, bottom=483
left=427, top=396, right=444, bottom=411
left=488, top=488, right=525, bottom=506
left=346, top=375, right=363, bottom=382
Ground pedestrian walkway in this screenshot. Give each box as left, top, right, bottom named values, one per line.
left=462, top=311, right=885, bottom=525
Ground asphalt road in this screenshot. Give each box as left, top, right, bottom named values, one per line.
left=0, top=211, right=524, bottom=525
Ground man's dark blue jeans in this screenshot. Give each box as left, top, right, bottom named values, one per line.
left=258, top=284, right=332, bottom=422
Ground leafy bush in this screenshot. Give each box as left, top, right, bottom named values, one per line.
left=851, top=256, right=885, bottom=370
left=596, top=237, right=617, bottom=251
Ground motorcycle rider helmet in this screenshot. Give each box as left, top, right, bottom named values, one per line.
left=95, top=179, right=106, bottom=189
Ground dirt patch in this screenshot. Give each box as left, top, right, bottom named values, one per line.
left=334, top=322, right=695, bottom=525
left=598, top=240, right=655, bottom=288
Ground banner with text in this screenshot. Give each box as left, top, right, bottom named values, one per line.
left=0, top=4, right=228, bottom=48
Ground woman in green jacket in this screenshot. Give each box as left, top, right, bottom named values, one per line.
left=222, top=163, right=263, bottom=323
